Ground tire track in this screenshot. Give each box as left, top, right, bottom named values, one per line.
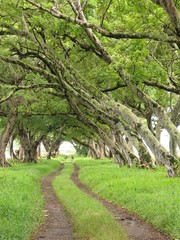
left=32, top=165, right=73, bottom=240
left=71, top=164, right=172, bottom=240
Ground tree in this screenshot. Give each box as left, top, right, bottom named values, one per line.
left=0, top=98, right=19, bottom=166
left=0, top=0, right=179, bottom=176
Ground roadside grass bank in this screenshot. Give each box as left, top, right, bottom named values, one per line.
left=53, top=162, right=128, bottom=240
left=0, top=159, right=60, bottom=240
left=76, top=157, right=180, bottom=239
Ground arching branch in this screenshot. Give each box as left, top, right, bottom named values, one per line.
left=24, top=0, right=179, bottom=45
left=151, top=0, right=180, bottom=36
left=144, top=80, right=180, bottom=94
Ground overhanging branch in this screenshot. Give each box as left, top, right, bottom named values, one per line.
left=0, top=56, right=58, bottom=82
left=24, top=0, right=179, bottom=45
left=101, top=82, right=127, bottom=93
left=144, top=80, right=180, bottom=94
left=0, top=83, right=60, bottom=104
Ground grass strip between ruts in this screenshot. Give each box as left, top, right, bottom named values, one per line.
left=53, top=162, right=128, bottom=240
left=0, top=159, right=60, bottom=240
left=76, top=158, right=180, bottom=239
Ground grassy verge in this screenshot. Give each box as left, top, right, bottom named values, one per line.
left=52, top=162, right=128, bottom=240
left=76, top=157, right=180, bottom=239
left=0, top=159, right=60, bottom=240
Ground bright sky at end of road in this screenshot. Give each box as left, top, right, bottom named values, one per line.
left=59, top=141, right=76, bottom=155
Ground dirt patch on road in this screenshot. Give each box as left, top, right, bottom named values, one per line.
left=71, top=164, right=172, bottom=240
left=32, top=165, right=73, bottom=240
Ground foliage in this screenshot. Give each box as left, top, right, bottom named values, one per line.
left=0, top=0, right=179, bottom=171
left=76, top=145, right=88, bottom=156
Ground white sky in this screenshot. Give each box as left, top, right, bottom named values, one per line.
left=59, top=141, right=76, bottom=155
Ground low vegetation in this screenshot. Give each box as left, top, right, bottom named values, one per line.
left=53, top=162, right=128, bottom=240
left=0, top=159, right=60, bottom=240
left=1, top=156, right=179, bottom=239
left=77, top=157, right=180, bottom=239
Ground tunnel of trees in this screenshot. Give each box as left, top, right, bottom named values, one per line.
left=0, top=0, right=180, bottom=176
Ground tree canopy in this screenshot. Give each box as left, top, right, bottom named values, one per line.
left=0, top=0, right=180, bottom=176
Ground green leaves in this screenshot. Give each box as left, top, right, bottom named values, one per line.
left=0, top=0, right=179, bottom=165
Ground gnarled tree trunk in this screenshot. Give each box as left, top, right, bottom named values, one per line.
left=18, top=124, right=44, bottom=163
left=43, top=137, right=61, bottom=160
left=0, top=112, right=18, bottom=166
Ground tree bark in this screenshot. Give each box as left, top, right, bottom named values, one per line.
left=43, top=136, right=61, bottom=159
left=19, top=134, right=38, bottom=163
left=2, top=1, right=179, bottom=176
left=151, top=0, right=180, bottom=37
left=118, top=69, right=180, bottom=148
left=112, top=102, right=178, bottom=175
left=9, top=134, right=18, bottom=160
left=17, top=124, right=44, bottom=163
left=0, top=112, right=18, bottom=166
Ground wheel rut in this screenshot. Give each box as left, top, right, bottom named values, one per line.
left=71, top=164, right=172, bottom=240
left=32, top=165, right=73, bottom=240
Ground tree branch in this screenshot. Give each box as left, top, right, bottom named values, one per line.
left=151, top=0, right=180, bottom=36
left=63, top=34, right=102, bottom=58
left=101, top=82, right=127, bottom=93
left=144, top=80, right=180, bottom=94
left=0, top=56, right=58, bottom=82
left=0, top=83, right=60, bottom=104
left=24, top=0, right=179, bottom=46
left=100, top=0, right=113, bottom=27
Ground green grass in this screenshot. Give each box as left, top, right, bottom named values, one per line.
left=53, top=162, right=128, bottom=240
left=0, top=159, right=60, bottom=240
left=76, top=157, right=180, bottom=239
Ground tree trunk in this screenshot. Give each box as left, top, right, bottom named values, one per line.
left=169, top=135, right=178, bottom=157
left=113, top=121, right=153, bottom=166
left=71, top=101, right=128, bottom=165
left=98, top=141, right=105, bottom=159
left=155, top=119, right=162, bottom=141
left=20, top=136, right=38, bottom=163
left=64, top=0, right=179, bottom=172
left=0, top=112, right=17, bottom=166
left=112, top=102, right=178, bottom=176
left=169, top=96, right=180, bottom=157
left=87, top=140, right=100, bottom=159
left=37, top=144, right=41, bottom=158
left=18, top=128, right=38, bottom=163
left=9, top=135, right=19, bottom=160
left=118, top=69, right=180, bottom=148
left=43, top=137, right=61, bottom=160
left=18, top=145, right=24, bottom=161
left=104, top=145, right=113, bottom=158
left=47, top=147, right=52, bottom=160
